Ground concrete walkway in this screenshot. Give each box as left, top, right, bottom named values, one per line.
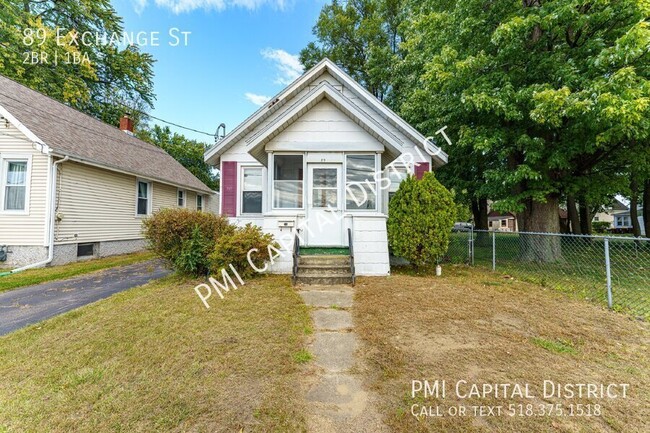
left=298, top=285, right=387, bottom=432
left=0, top=259, right=171, bottom=336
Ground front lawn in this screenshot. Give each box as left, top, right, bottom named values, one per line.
left=0, top=251, right=155, bottom=292
left=355, top=266, right=650, bottom=432
left=0, top=274, right=311, bottom=432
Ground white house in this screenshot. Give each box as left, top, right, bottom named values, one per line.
left=612, top=207, right=646, bottom=236
left=204, top=59, right=447, bottom=276
left=0, top=74, right=217, bottom=268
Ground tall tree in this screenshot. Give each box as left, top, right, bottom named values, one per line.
left=137, top=125, right=219, bottom=191
left=300, top=0, right=407, bottom=101
left=398, top=0, right=649, bottom=260
left=0, top=0, right=155, bottom=127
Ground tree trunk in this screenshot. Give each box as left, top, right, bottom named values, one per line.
left=567, top=195, right=581, bottom=235
left=471, top=197, right=490, bottom=246
left=578, top=198, right=592, bottom=235
left=630, top=179, right=641, bottom=238
left=520, top=195, right=562, bottom=262
left=471, top=197, right=489, bottom=230
left=643, top=179, right=650, bottom=238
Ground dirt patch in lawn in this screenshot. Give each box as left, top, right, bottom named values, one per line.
left=354, top=266, right=650, bottom=433
left=0, top=274, right=311, bottom=432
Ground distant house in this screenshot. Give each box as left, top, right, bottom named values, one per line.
left=204, top=59, right=447, bottom=276
left=488, top=211, right=517, bottom=232
left=0, top=74, right=217, bottom=268
left=612, top=207, right=646, bottom=236
left=593, top=198, right=628, bottom=229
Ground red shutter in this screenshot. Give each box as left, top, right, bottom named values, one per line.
left=221, top=161, right=237, bottom=217
left=415, top=162, right=430, bottom=180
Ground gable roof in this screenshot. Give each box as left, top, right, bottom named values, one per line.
left=0, top=74, right=213, bottom=194
left=247, top=81, right=404, bottom=166
left=204, top=58, right=448, bottom=167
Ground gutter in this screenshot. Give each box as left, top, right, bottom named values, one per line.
left=0, top=156, right=69, bottom=277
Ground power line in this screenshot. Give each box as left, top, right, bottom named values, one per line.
left=0, top=43, right=218, bottom=138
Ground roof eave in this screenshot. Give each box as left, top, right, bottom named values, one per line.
left=50, top=151, right=214, bottom=195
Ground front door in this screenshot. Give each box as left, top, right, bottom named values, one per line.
left=307, top=164, right=344, bottom=246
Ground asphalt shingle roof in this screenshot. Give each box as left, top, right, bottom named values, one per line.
left=0, top=74, right=213, bottom=194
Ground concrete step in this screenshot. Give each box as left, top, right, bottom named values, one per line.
left=296, top=274, right=353, bottom=285
left=297, top=264, right=351, bottom=275
left=299, top=255, right=351, bottom=266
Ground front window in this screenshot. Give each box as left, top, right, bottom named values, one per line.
left=387, top=165, right=408, bottom=202
left=3, top=160, right=27, bottom=211
left=177, top=189, right=185, bottom=207
left=346, top=155, right=376, bottom=210
left=137, top=181, right=150, bottom=216
left=196, top=195, right=203, bottom=212
left=242, top=167, right=263, bottom=213
left=501, top=219, right=507, bottom=227
left=273, top=155, right=303, bottom=209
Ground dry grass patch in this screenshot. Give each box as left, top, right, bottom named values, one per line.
left=0, top=274, right=310, bottom=432
left=354, top=266, right=649, bottom=433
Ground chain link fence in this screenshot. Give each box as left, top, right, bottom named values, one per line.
left=445, top=228, right=650, bottom=319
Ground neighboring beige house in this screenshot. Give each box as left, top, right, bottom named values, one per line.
left=593, top=197, right=629, bottom=229
left=0, top=74, right=216, bottom=268
left=488, top=211, right=517, bottom=232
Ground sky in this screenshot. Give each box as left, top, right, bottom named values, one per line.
left=111, top=0, right=326, bottom=143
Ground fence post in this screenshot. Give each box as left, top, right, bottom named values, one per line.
left=492, top=230, right=496, bottom=271
left=467, top=227, right=473, bottom=266
left=604, top=238, right=613, bottom=309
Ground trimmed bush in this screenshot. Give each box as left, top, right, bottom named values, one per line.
left=143, top=208, right=233, bottom=275
left=209, top=224, right=277, bottom=279
left=387, top=172, right=456, bottom=268
left=592, top=221, right=611, bottom=234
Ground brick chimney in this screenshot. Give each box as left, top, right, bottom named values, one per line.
left=119, top=114, right=134, bottom=135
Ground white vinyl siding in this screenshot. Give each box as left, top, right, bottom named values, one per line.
left=0, top=123, right=48, bottom=245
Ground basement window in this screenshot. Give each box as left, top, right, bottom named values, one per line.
left=77, top=243, right=95, bottom=257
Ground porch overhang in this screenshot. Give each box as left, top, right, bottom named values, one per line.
left=244, top=82, right=404, bottom=167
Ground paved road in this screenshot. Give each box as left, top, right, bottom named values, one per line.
left=0, top=259, right=171, bottom=336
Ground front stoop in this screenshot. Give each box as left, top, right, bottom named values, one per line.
left=295, top=255, right=353, bottom=285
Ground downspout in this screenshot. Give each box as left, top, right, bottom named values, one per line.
left=0, top=155, right=69, bottom=276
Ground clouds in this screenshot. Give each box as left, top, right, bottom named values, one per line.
left=244, top=92, right=272, bottom=106
left=260, top=48, right=304, bottom=86
left=134, top=0, right=290, bottom=14
left=243, top=48, right=303, bottom=106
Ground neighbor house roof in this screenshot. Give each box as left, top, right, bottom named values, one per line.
left=488, top=211, right=515, bottom=219
left=204, top=58, right=448, bottom=168
left=0, top=74, right=213, bottom=194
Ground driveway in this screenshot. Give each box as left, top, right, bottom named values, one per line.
left=0, top=259, right=171, bottom=336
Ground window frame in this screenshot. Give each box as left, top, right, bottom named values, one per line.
left=271, top=153, right=305, bottom=211
left=387, top=164, right=409, bottom=203
left=0, top=154, right=32, bottom=215
left=344, top=153, right=378, bottom=212
left=240, top=165, right=264, bottom=215
left=196, top=194, right=203, bottom=212
left=135, top=179, right=152, bottom=217
left=177, top=189, right=186, bottom=207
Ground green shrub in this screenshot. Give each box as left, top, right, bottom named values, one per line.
left=592, top=221, right=611, bottom=233
left=174, top=225, right=212, bottom=276
left=209, top=223, right=277, bottom=279
left=387, top=172, right=456, bottom=268
left=143, top=208, right=233, bottom=275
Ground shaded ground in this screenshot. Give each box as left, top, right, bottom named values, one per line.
left=0, top=274, right=311, bottom=432
left=354, top=266, right=650, bottom=433
left=0, top=259, right=170, bottom=335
